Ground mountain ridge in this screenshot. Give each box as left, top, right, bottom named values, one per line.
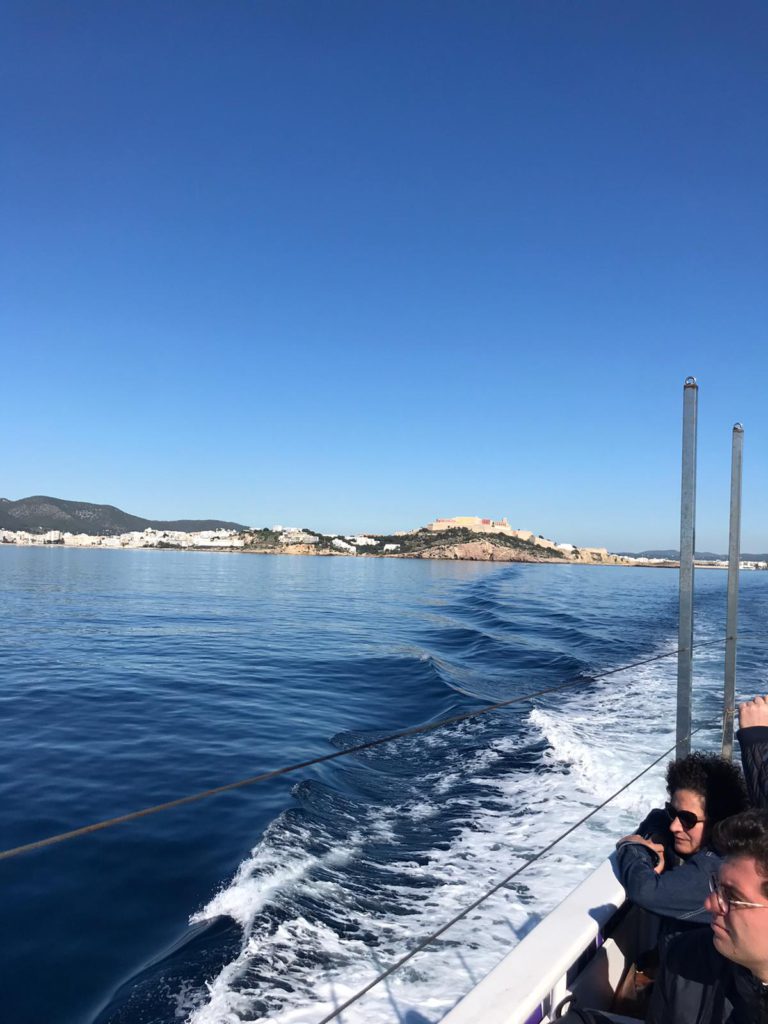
left=0, top=496, right=247, bottom=536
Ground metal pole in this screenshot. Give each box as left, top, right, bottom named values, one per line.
left=677, top=377, right=698, bottom=759
left=722, top=422, right=744, bottom=760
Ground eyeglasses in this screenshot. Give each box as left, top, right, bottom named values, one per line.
left=664, top=802, right=705, bottom=831
left=709, top=875, right=768, bottom=913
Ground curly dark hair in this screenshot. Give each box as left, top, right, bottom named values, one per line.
left=666, top=752, right=748, bottom=830
left=713, top=810, right=768, bottom=894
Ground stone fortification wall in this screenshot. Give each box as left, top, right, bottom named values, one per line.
left=425, top=517, right=562, bottom=550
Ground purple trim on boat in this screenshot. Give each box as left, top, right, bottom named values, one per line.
left=524, top=1006, right=544, bottom=1024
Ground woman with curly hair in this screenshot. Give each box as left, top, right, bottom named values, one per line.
left=616, top=753, right=748, bottom=950
left=610, top=753, right=748, bottom=1014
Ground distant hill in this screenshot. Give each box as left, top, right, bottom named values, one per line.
left=618, top=548, right=768, bottom=561
left=0, top=496, right=247, bottom=536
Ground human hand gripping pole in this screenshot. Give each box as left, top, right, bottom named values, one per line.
left=738, top=695, right=768, bottom=729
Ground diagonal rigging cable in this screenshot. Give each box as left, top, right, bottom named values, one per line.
left=0, top=637, right=728, bottom=862
left=315, top=728, right=702, bottom=1024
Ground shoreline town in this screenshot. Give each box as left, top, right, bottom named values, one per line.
left=2, top=515, right=766, bottom=569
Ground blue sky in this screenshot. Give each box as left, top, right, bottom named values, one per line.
left=2, top=2, right=766, bottom=550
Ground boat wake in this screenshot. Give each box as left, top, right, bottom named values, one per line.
left=96, top=566, right=738, bottom=1024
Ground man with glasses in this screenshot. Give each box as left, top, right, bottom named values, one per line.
left=647, top=809, right=768, bottom=1022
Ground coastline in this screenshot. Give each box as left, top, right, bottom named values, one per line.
left=5, top=512, right=761, bottom=569
left=0, top=536, right=685, bottom=568
left=4, top=524, right=761, bottom=570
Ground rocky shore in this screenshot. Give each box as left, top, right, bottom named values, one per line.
left=411, top=540, right=567, bottom=563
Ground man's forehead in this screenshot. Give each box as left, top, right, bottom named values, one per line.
left=722, top=855, right=766, bottom=889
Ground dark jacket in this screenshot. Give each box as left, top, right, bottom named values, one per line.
left=738, top=726, right=768, bottom=809
left=616, top=808, right=721, bottom=952
left=647, top=927, right=768, bottom=1023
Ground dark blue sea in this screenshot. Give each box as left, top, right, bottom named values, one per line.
left=2, top=548, right=766, bottom=1024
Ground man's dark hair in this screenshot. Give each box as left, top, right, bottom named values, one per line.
left=666, top=752, right=748, bottom=827
left=713, top=810, right=768, bottom=894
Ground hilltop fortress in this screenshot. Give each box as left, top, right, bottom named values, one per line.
left=423, top=516, right=614, bottom=564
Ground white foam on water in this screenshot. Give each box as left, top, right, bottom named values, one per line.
left=184, top=636, right=727, bottom=1024
left=403, top=800, right=439, bottom=821
left=190, top=837, right=360, bottom=933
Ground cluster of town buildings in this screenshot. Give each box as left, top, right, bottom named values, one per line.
left=274, top=528, right=400, bottom=553
left=0, top=528, right=246, bottom=549
left=0, top=526, right=402, bottom=554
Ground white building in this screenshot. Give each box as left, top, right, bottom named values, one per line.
left=279, top=530, right=319, bottom=545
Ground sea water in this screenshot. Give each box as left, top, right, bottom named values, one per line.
left=1, top=547, right=766, bottom=1024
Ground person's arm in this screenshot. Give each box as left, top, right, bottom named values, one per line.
left=737, top=696, right=768, bottom=809
left=615, top=845, right=717, bottom=922
left=616, top=808, right=672, bottom=872
left=615, top=836, right=665, bottom=873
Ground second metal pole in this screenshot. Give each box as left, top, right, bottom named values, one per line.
left=722, top=422, right=744, bottom=760
left=677, top=377, right=698, bottom=759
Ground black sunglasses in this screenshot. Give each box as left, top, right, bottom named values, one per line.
left=665, top=801, right=705, bottom=831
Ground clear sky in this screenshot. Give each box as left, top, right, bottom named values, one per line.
left=2, top=2, right=766, bottom=551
